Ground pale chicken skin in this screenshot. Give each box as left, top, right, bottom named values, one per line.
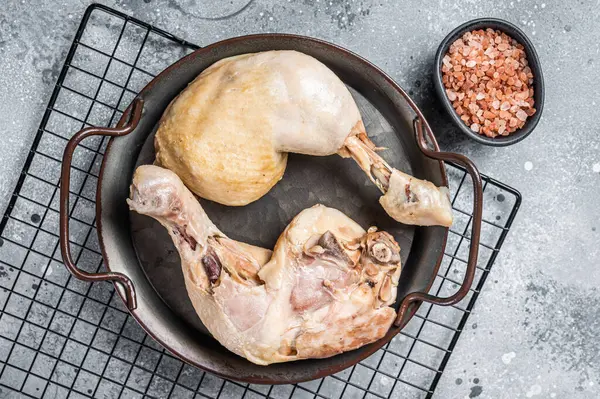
left=154, top=50, right=453, bottom=227
left=128, top=165, right=402, bottom=365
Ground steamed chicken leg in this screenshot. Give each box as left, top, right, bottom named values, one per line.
left=154, top=50, right=453, bottom=227
left=128, top=165, right=402, bottom=365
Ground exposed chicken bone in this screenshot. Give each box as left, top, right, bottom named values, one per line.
left=342, top=133, right=392, bottom=193
left=342, top=133, right=453, bottom=227
left=371, top=243, right=392, bottom=263
left=364, top=230, right=401, bottom=266
left=318, top=230, right=352, bottom=264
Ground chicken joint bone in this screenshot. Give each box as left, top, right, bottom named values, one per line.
left=365, top=230, right=401, bottom=265
left=370, top=242, right=393, bottom=263
left=343, top=133, right=393, bottom=193
left=317, top=230, right=352, bottom=264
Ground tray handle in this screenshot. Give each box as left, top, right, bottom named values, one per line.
left=60, top=98, right=144, bottom=310
left=394, top=117, right=483, bottom=326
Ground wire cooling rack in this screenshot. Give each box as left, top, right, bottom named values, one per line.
left=0, top=4, right=521, bottom=399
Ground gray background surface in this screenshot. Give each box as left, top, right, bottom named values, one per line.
left=0, top=0, right=598, bottom=398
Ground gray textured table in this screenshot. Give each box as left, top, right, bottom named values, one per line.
left=0, top=1, right=598, bottom=398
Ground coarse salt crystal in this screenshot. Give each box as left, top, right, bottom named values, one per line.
left=516, top=90, right=529, bottom=100
left=466, top=60, right=477, bottom=68
left=516, top=109, right=528, bottom=121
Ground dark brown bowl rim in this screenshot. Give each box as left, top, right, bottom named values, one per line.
left=97, top=33, right=449, bottom=383
left=433, top=17, right=545, bottom=146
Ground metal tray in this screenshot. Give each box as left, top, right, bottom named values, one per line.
left=60, top=34, right=483, bottom=384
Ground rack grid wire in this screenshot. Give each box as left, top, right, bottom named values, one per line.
left=0, top=4, right=521, bottom=399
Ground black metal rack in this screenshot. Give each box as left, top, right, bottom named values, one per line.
left=0, top=4, right=520, bottom=399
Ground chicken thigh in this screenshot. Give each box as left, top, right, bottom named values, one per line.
left=154, top=50, right=452, bottom=227
left=128, top=165, right=402, bottom=365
